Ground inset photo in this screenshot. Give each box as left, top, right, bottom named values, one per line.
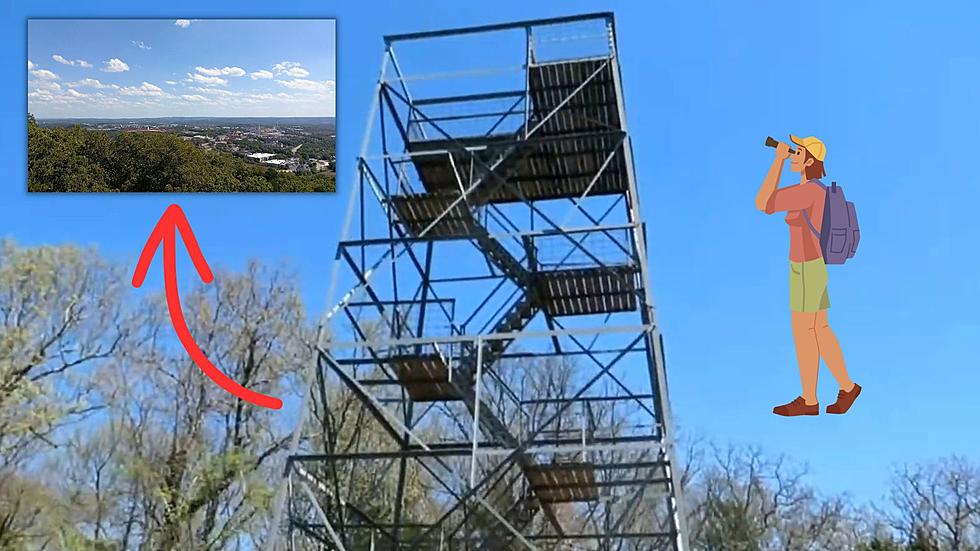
left=27, top=19, right=336, bottom=193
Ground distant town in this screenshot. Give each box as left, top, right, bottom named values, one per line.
left=36, top=117, right=336, bottom=175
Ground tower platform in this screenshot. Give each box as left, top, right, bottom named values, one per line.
left=525, top=462, right=599, bottom=503
left=387, top=352, right=462, bottom=402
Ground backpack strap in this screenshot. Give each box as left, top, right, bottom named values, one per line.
left=800, top=179, right=826, bottom=239
left=801, top=210, right=820, bottom=238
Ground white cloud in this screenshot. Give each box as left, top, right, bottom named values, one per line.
left=101, top=58, right=130, bottom=72
left=195, top=66, right=246, bottom=77
left=69, top=78, right=118, bottom=90
left=29, top=83, right=93, bottom=105
left=272, top=61, right=311, bottom=78
left=175, top=19, right=191, bottom=28
left=30, top=53, right=335, bottom=116
left=27, top=60, right=35, bottom=70
left=52, top=54, right=92, bottom=68
left=119, top=82, right=164, bottom=96
left=191, top=87, right=239, bottom=97
left=132, top=40, right=152, bottom=50
left=28, top=90, right=59, bottom=102
left=186, top=73, right=227, bottom=86
left=273, top=61, right=300, bottom=73
left=276, top=79, right=335, bottom=93
left=30, top=80, right=61, bottom=92
left=31, top=69, right=60, bottom=80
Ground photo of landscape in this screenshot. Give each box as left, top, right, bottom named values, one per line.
left=27, top=19, right=336, bottom=192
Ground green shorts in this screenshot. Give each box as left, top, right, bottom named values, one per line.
left=789, top=257, right=830, bottom=312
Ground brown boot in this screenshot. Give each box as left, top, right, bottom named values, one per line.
left=826, top=383, right=862, bottom=414
left=773, top=396, right=819, bottom=417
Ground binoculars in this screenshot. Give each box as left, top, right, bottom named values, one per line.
left=765, top=136, right=796, bottom=154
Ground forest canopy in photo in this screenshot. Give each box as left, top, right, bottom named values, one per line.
left=26, top=115, right=336, bottom=193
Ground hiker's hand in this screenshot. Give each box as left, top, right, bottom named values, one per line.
left=775, top=142, right=791, bottom=160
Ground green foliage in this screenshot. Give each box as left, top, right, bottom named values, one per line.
left=857, top=540, right=906, bottom=551
left=907, top=529, right=942, bottom=551
left=0, top=242, right=315, bottom=549
left=0, top=239, right=124, bottom=464
left=27, top=116, right=336, bottom=192
left=856, top=533, right=943, bottom=551
left=700, top=498, right=764, bottom=550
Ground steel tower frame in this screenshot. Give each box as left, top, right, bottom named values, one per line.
left=274, top=13, right=689, bottom=550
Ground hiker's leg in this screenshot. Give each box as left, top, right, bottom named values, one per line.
left=791, top=311, right=820, bottom=405
left=815, top=309, right=854, bottom=391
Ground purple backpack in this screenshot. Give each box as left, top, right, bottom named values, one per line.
left=802, top=180, right=860, bottom=265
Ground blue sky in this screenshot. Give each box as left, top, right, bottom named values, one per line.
left=5, top=0, right=980, bottom=510
left=27, top=19, right=335, bottom=117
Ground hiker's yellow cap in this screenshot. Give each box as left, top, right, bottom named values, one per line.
left=790, top=135, right=826, bottom=162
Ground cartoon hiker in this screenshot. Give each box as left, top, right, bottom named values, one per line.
left=756, top=135, right=862, bottom=416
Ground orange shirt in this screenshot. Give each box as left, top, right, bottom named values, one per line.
left=765, top=181, right=825, bottom=262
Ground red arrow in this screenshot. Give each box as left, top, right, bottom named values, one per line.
left=132, top=204, right=282, bottom=410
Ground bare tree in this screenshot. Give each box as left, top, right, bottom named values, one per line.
left=114, top=261, right=309, bottom=550
left=0, top=243, right=314, bottom=550
left=882, top=456, right=980, bottom=550
left=0, top=239, right=132, bottom=548
left=681, top=441, right=866, bottom=550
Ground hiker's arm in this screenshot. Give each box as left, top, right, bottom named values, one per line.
left=756, top=142, right=790, bottom=212
left=764, top=184, right=818, bottom=214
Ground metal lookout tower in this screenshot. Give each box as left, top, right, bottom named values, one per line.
left=276, top=12, right=690, bottom=550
